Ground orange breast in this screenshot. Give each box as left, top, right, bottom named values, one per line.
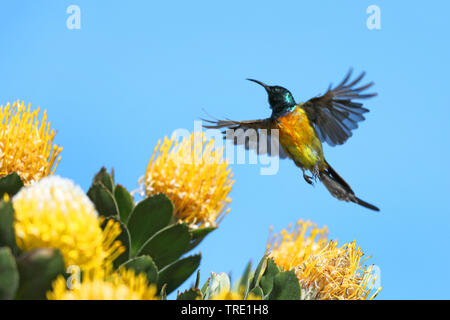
left=274, top=106, right=325, bottom=170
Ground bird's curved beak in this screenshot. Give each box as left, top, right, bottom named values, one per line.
left=247, top=79, right=270, bottom=92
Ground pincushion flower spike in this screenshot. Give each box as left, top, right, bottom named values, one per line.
left=48, top=267, right=159, bottom=300
left=267, top=220, right=381, bottom=300
left=144, top=132, right=234, bottom=228
left=0, top=100, right=62, bottom=184
left=12, top=176, right=124, bottom=271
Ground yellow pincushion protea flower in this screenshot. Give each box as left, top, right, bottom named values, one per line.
left=144, top=132, right=234, bottom=227
left=267, top=220, right=381, bottom=300
left=210, top=290, right=261, bottom=300
left=0, top=100, right=62, bottom=184
left=48, top=267, right=158, bottom=300
left=12, top=176, right=124, bottom=270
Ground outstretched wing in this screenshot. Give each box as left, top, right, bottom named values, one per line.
left=202, top=117, right=289, bottom=159
left=302, top=69, right=377, bottom=146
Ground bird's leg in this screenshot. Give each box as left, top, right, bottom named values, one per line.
left=303, top=163, right=321, bottom=185
left=303, top=172, right=314, bottom=185
left=302, top=170, right=314, bottom=185
left=294, top=160, right=314, bottom=185
left=312, top=163, right=320, bottom=181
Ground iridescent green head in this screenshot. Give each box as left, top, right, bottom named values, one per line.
left=247, top=79, right=296, bottom=115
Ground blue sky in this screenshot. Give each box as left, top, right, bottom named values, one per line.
left=1, top=1, right=449, bottom=299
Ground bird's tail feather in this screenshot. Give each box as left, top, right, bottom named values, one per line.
left=319, top=161, right=379, bottom=212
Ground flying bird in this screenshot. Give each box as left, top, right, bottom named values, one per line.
left=203, top=69, right=379, bottom=211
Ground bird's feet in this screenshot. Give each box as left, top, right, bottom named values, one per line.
left=303, top=172, right=314, bottom=185
left=303, top=164, right=321, bottom=185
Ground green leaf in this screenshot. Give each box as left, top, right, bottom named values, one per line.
left=177, top=288, right=202, bottom=300
left=201, top=278, right=210, bottom=297
left=127, top=194, right=173, bottom=257
left=110, top=168, right=115, bottom=185
left=269, top=271, right=301, bottom=300
left=0, top=172, right=24, bottom=198
left=93, top=167, right=114, bottom=193
left=238, top=261, right=252, bottom=298
left=138, top=223, right=191, bottom=269
left=194, top=269, right=201, bottom=289
left=248, top=286, right=263, bottom=299
left=0, top=200, right=19, bottom=255
left=120, top=255, right=158, bottom=284
left=101, top=217, right=131, bottom=269
left=0, top=247, right=19, bottom=299
left=249, top=255, right=267, bottom=291
left=187, top=227, right=217, bottom=252
left=259, top=258, right=280, bottom=298
left=159, top=284, right=167, bottom=300
left=15, top=248, right=65, bottom=300
left=114, top=184, right=134, bottom=223
left=87, top=183, right=119, bottom=218
left=157, top=254, right=201, bottom=295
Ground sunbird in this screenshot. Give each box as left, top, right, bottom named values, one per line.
left=203, top=69, right=379, bottom=211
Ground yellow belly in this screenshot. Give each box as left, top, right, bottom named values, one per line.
left=274, top=106, right=325, bottom=170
